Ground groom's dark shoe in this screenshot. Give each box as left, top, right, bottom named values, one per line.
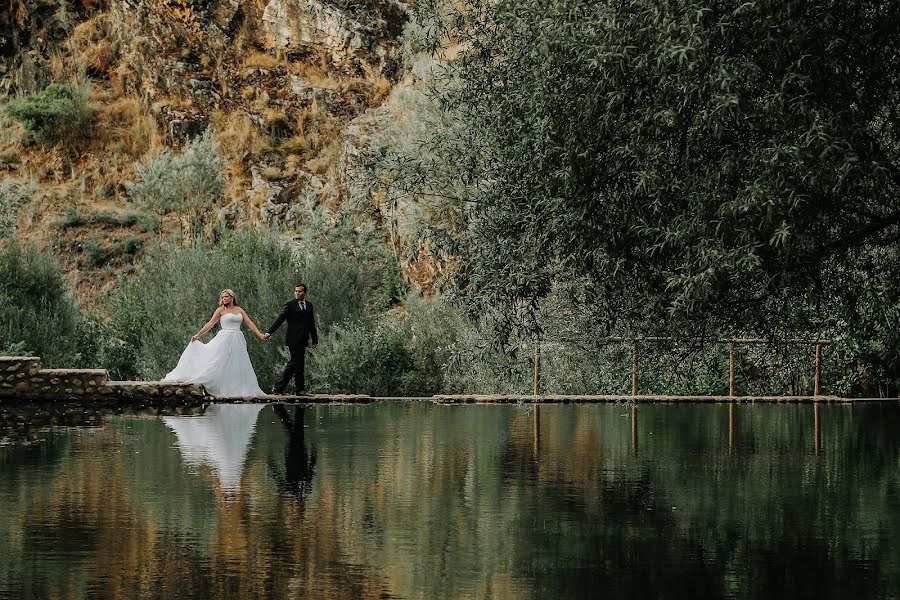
left=271, top=387, right=286, bottom=396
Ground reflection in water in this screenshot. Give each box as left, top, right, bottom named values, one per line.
left=268, top=404, right=316, bottom=501
left=815, top=402, right=822, bottom=455
left=631, top=405, right=638, bottom=455
left=0, top=402, right=898, bottom=600
left=162, top=404, right=264, bottom=492
left=729, top=402, right=735, bottom=452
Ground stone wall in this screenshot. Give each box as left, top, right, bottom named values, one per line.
left=0, top=357, right=210, bottom=405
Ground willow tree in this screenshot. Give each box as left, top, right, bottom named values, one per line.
left=404, top=0, right=900, bottom=387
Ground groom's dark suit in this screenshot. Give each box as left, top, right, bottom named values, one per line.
left=267, top=298, right=318, bottom=394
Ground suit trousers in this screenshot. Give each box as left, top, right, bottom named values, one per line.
left=275, top=343, right=307, bottom=393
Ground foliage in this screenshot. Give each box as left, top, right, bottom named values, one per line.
left=346, top=65, right=472, bottom=294
left=420, top=0, right=899, bottom=326
left=390, top=0, right=900, bottom=393
left=57, top=207, right=155, bottom=230
left=0, top=243, right=101, bottom=367
left=80, top=238, right=107, bottom=268
left=4, top=82, right=93, bottom=143
left=56, top=206, right=89, bottom=229
left=0, top=181, right=30, bottom=238
left=376, top=258, right=406, bottom=310
left=311, top=316, right=418, bottom=395
left=122, top=235, right=143, bottom=256
left=311, top=296, right=464, bottom=395
left=125, top=129, right=224, bottom=240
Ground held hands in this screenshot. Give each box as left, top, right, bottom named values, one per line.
left=262, top=333, right=271, bottom=341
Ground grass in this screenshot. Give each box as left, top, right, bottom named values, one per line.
left=57, top=206, right=156, bottom=230
left=57, top=206, right=89, bottom=229
left=81, top=238, right=108, bottom=268
left=95, top=97, right=162, bottom=158
left=243, top=51, right=282, bottom=70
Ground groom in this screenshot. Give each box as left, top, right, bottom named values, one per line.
left=265, top=283, right=318, bottom=395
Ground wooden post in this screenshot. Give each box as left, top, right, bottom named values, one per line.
left=814, top=343, right=822, bottom=397
left=631, top=342, right=638, bottom=397
left=533, top=342, right=541, bottom=396
left=729, top=343, right=735, bottom=398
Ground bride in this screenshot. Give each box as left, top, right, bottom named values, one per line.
left=162, top=289, right=267, bottom=397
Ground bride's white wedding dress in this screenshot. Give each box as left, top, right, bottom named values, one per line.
left=162, top=312, right=265, bottom=397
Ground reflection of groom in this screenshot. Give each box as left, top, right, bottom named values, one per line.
left=265, top=283, right=318, bottom=395
left=270, top=405, right=316, bottom=500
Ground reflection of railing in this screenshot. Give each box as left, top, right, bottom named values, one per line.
left=619, top=402, right=826, bottom=459
left=532, top=337, right=832, bottom=398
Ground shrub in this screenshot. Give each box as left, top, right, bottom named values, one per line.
left=0, top=181, right=29, bottom=238
left=95, top=210, right=139, bottom=227
left=310, top=296, right=465, bottom=395
left=81, top=238, right=107, bottom=268
left=125, top=129, right=224, bottom=241
left=0, top=243, right=98, bottom=367
left=4, top=82, right=92, bottom=143
left=310, top=316, right=416, bottom=395
left=135, top=212, right=161, bottom=233
left=56, top=206, right=89, bottom=229
left=122, top=235, right=143, bottom=255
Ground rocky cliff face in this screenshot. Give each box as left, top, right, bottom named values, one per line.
left=0, top=0, right=412, bottom=301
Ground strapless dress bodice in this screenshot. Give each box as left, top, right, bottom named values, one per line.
left=220, top=312, right=243, bottom=331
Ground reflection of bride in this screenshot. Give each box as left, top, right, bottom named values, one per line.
left=162, top=289, right=266, bottom=398
left=162, top=404, right=265, bottom=492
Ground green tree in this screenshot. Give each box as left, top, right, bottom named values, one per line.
left=125, top=129, right=224, bottom=243
left=400, top=0, right=900, bottom=392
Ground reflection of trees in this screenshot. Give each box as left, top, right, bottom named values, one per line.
left=502, top=404, right=900, bottom=599
left=0, top=404, right=898, bottom=599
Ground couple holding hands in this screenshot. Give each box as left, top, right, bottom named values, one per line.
left=163, top=284, right=318, bottom=398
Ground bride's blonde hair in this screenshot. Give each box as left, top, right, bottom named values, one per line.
left=219, top=289, right=238, bottom=307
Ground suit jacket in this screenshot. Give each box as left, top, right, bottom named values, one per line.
left=267, top=298, right=318, bottom=348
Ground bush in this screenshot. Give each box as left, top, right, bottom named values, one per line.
left=310, top=296, right=465, bottom=395
left=125, top=129, right=224, bottom=241
left=95, top=210, right=139, bottom=227
left=311, top=316, right=417, bottom=395
left=4, top=82, right=92, bottom=143
left=57, top=206, right=89, bottom=229
left=0, top=181, right=29, bottom=238
left=80, top=238, right=107, bottom=268
left=122, top=235, right=142, bottom=256
left=0, top=243, right=99, bottom=367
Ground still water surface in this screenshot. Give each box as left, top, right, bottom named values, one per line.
left=0, top=402, right=898, bottom=599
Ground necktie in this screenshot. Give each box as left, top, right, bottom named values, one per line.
left=299, top=301, right=306, bottom=310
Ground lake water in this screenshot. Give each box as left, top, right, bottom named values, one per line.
left=1, top=402, right=898, bottom=599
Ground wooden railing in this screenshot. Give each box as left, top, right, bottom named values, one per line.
left=532, top=337, right=832, bottom=397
